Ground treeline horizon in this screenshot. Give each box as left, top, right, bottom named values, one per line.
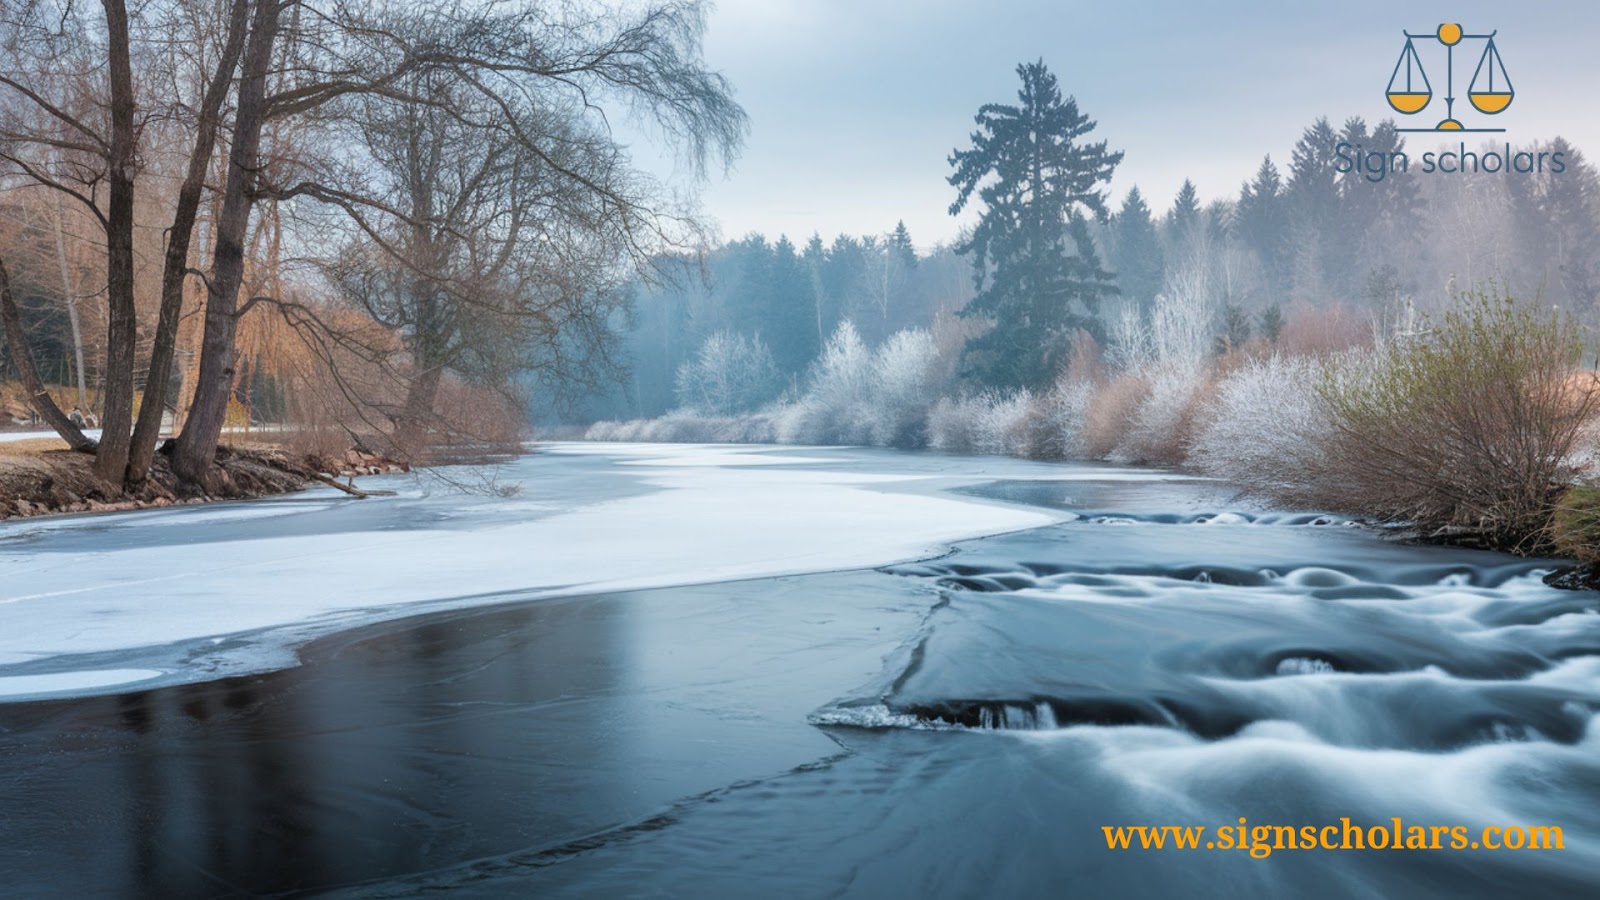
left=559, top=105, right=1600, bottom=424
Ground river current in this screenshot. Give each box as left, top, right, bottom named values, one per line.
left=0, top=448, right=1595, bottom=897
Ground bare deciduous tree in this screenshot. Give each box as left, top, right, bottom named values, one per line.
left=1, top=0, right=744, bottom=491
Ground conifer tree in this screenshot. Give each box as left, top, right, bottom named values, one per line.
left=1112, top=186, right=1164, bottom=314
left=1236, top=155, right=1287, bottom=286
left=1169, top=179, right=1202, bottom=240
left=948, top=60, right=1122, bottom=388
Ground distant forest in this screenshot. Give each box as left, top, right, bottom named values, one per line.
left=556, top=115, right=1600, bottom=424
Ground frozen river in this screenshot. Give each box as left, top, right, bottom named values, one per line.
left=0, top=444, right=1596, bottom=897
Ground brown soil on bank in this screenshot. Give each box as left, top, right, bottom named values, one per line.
left=0, top=443, right=407, bottom=521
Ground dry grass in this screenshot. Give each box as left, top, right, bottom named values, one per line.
left=1081, top=373, right=1149, bottom=459
left=0, top=437, right=74, bottom=455
left=1278, top=302, right=1372, bottom=357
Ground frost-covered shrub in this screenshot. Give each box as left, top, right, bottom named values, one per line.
left=1107, top=305, right=1150, bottom=372
left=1097, top=265, right=1215, bottom=463
left=1042, top=379, right=1094, bottom=459
left=924, top=391, right=1035, bottom=457
left=1186, top=354, right=1333, bottom=496
left=675, top=331, right=782, bottom=416
left=867, top=329, right=942, bottom=448
left=1115, top=364, right=1210, bottom=465
left=1002, top=388, right=1086, bottom=460
left=973, top=390, right=1027, bottom=455
left=1149, top=285, right=1214, bottom=372
left=1111, top=264, right=1216, bottom=373
left=774, top=323, right=944, bottom=447
left=926, top=396, right=980, bottom=453
left=776, top=322, right=873, bottom=444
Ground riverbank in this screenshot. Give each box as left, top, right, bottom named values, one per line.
left=0, top=437, right=406, bottom=521
left=590, top=290, right=1600, bottom=563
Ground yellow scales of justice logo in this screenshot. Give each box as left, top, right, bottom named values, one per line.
left=1387, top=23, right=1512, bottom=132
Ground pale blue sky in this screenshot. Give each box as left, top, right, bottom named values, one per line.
left=647, top=0, right=1600, bottom=248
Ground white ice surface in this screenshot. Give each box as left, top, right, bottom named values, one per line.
left=0, top=668, right=162, bottom=697
left=0, top=429, right=102, bottom=443
left=0, top=443, right=1072, bottom=697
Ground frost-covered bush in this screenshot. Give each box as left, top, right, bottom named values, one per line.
left=1115, top=364, right=1210, bottom=465
left=927, top=393, right=1015, bottom=455
left=1107, top=305, right=1150, bottom=372
left=1098, top=263, right=1217, bottom=463
left=1041, top=379, right=1094, bottom=459
left=1111, top=262, right=1216, bottom=373
left=776, top=322, right=874, bottom=444
left=674, top=331, right=782, bottom=416
left=1149, top=289, right=1214, bottom=372
left=867, top=329, right=942, bottom=447
left=976, top=390, right=1033, bottom=455
left=775, top=323, right=944, bottom=447
left=926, top=396, right=980, bottom=453
left=1186, top=354, right=1333, bottom=496
left=1005, top=388, right=1091, bottom=460
left=924, top=388, right=1076, bottom=459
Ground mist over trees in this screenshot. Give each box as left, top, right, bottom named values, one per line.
left=586, top=58, right=1600, bottom=444
left=9, top=13, right=1600, bottom=525
left=564, top=222, right=973, bottom=422
left=588, top=56, right=1600, bottom=543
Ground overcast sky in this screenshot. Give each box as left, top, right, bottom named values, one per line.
left=640, top=0, right=1600, bottom=250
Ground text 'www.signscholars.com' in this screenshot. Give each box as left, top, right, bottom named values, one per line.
left=1103, top=818, right=1564, bottom=859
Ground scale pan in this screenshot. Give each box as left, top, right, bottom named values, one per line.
left=1387, top=91, right=1431, bottom=114
left=1469, top=92, right=1512, bottom=114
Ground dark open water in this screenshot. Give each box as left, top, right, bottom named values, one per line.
left=1, top=467, right=1597, bottom=898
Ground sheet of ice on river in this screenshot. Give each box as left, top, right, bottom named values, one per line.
left=0, top=443, right=1083, bottom=698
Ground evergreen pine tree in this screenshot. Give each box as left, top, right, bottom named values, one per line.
left=1505, top=138, right=1600, bottom=316
left=947, top=60, right=1123, bottom=388
left=1258, top=303, right=1284, bottom=343
left=802, top=233, right=833, bottom=344
left=888, top=220, right=918, bottom=269
left=1169, top=178, right=1201, bottom=240
left=1285, top=117, right=1340, bottom=299
left=1112, top=186, right=1164, bottom=315
left=1235, top=155, right=1286, bottom=286
left=764, top=235, right=817, bottom=375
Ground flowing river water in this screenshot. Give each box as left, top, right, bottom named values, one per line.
left=0, top=446, right=1596, bottom=897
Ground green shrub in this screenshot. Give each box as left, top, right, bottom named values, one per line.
left=1317, top=284, right=1598, bottom=552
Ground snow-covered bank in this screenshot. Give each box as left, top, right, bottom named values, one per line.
left=0, top=443, right=1180, bottom=700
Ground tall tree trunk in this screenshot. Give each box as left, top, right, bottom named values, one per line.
left=127, top=0, right=249, bottom=484
left=95, top=0, right=138, bottom=486
left=0, top=256, right=95, bottom=452
left=394, top=274, right=445, bottom=457
left=396, top=362, right=443, bottom=457
left=51, top=197, right=87, bottom=409
left=173, top=0, right=282, bottom=487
